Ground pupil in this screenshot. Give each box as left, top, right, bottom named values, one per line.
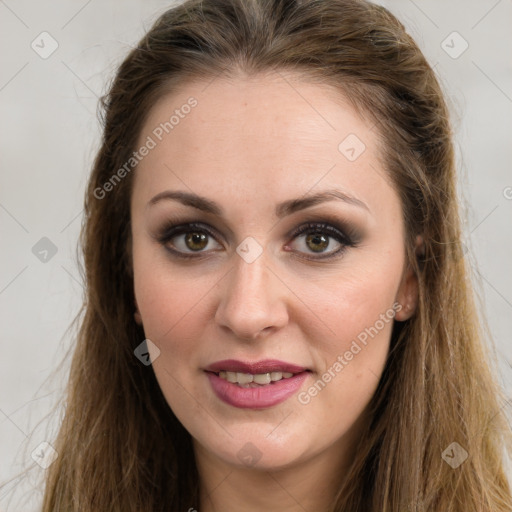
left=306, top=233, right=328, bottom=252
left=185, top=232, right=208, bottom=251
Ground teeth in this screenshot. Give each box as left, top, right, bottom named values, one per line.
left=236, top=372, right=253, bottom=384
left=218, top=370, right=297, bottom=385
left=253, top=373, right=271, bottom=385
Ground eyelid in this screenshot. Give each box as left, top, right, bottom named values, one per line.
left=284, top=221, right=358, bottom=260
left=154, top=221, right=223, bottom=254
left=156, top=221, right=221, bottom=241
left=289, top=223, right=350, bottom=244
left=285, top=216, right=360, bottom=243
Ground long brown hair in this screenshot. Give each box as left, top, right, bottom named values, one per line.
left=39, top=0, right=512, bottom=510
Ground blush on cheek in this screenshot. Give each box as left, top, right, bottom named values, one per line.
left=134, top=271, right=196, bottom=340
left=320, top=303, right=396, bottom=372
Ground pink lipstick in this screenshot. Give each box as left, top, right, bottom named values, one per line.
left=204, top=359, right=310, bottom=409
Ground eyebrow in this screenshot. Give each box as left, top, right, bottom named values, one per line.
left=147, top=188, right=370, bottom=217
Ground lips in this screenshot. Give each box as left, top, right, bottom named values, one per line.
left=205, top=359, right=308, bottom=374
left=204, top=359, right=310, bottom=409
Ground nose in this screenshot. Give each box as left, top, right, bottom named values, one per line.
left=214, top=249, right=289, bottom=341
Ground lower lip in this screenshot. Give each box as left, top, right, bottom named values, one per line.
left=206, top=371, right=309, bottom=409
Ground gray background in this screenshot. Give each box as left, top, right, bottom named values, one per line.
left=1, top=0, right=511, bottom=510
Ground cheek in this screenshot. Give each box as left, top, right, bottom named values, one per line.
left=293, top=281, right=397, bottom=438
left=133, top=246, right=214, bottom=345
left=303, top=288, right=395, bottom=394
left=133, top=263, right=211, bottom=416
left=324, top=284, right=397, bottom=354
left=289, top=256, right=401, bottom=407
left=292, top=256, right=401, bottom=352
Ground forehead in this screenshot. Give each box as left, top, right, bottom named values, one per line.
left=132, top=72, right=397, bottom=220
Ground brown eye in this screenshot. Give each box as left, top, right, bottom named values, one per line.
left=184, top=232, right=209, bottom=251
left=286, top=221, right=358, bottom=260
left=157, top=222, right=222, bottom=257
left=305, top=233, right=330, bottom=253
left=291, top=230, right=341, bottom=256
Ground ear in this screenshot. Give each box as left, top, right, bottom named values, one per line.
left=394, top=234, right=424, bottom=322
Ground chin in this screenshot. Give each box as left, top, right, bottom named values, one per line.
left=193, top=423, right=313, bottom=471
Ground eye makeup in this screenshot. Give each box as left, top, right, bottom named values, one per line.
left=150, top=212, right=363, bottom=262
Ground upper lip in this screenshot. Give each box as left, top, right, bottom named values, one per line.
left=205, top=359, right=308, bottom=374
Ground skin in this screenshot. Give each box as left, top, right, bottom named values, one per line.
left=130, top=71, right=421, bottom=512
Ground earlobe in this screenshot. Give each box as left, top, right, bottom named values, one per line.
left=394, top=268, right=418, bottom=321
left=394, top=235, right=424, bottom=322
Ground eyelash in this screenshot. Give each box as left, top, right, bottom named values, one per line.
left=155, top=220, right=359, bottom=261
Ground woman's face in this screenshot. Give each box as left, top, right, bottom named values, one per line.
left=130, top=72, right=418, bottom=472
